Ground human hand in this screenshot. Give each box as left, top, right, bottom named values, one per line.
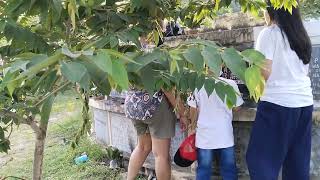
left=179, top=115, right=188, bottom=132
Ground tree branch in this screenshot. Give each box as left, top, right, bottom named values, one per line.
left=0, top=109, right=41, bottom=135
left=34, top=81, right=71, bottom=107
left=0, top=109, right=25, bottom=122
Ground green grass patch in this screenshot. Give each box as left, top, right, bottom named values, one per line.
left=0, top=93, right=124, bottom=180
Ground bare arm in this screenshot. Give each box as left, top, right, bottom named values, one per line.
left=162, top=89, right=187, bottom=117
left=261, top=59, right=272, bottom=80
left=188, top=107, right=198, bottom=133
left=232, top=106, right=241, bottom=112
left=162, top=89, right=188, bottom=130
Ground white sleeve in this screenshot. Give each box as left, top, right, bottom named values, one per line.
left=229, top=81, right=244, bottom=107
left=255, top=28, right=275, bottom=61
left=187, top=89, right=199, bottom=108
left=235, top=88, right=244, bottom=107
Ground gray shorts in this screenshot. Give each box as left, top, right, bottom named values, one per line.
left=131, top=97, right=176, bottom=139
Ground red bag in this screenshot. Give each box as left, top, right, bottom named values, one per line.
left=174, top=133, right=197, bottom=167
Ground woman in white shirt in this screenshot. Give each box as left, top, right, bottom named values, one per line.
left=246, top=2, right=314, bottom=180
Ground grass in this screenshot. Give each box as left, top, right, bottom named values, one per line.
left=0, top=92, right=124, bottom=180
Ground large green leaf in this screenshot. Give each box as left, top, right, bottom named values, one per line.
left=40, top=95, right=55, bottom=124
left=221, top=48, right=247, bottom=81
left=1, top=71, right=20, bottom=97
left=215, top=81, right=226, bottom=102
left=79, top=57, right=111, bottom=95
left=241, top=49, right=265, bottom=66
left=187, top=72, right=197, bottom=92
left=196, top=74, right=205, bottom=90
left=0, top=20, right=6, bottom=32
left=183, top=47, right=204, bottom=71
left=0, top=127, right=4, bottom=140
left=61, top=61, right=87, bottom=83
left=79, top=72, right=91, bottom=90
left=18, top=53, right=62, bottom=80
left=245, top=65, right=265, bottom=102
left=67, top=0, right=78, bottom=30
left=127, top=51, right=158, bottom=72
left=41, top=70, right=58, bottom=92
left=0, top=139, right=10, bottom=154
left=90, top=49, right=112, bottom=74
left=60, top=61, right=91, bottom=90
left=204, top=78, right=215, bottom=96
left=111, top=59, right=129, bottom=90
left=51, top=0, right=63, bottom=23
left=5, top=0, right=24, bottom=14
left=140, top=66, right=158, bottom=94
left=225, top=84, right=237, bottom=108
left=9, top=60, right=29, bottom=72
left=202, top=46, right=222, bottom=76
left=179, top=74, right=189, bottom=92
left=170, top=59, right=178, bottom=74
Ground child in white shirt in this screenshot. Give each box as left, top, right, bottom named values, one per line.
left=188, top=77, right=243, bottom=180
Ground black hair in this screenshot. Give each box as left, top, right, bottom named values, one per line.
left=266, top=1, right=312, bottom=64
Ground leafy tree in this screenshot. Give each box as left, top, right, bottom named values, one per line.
left=0, top=0, right=297, bottom=179
left=301, top=0, right=320, bottom=19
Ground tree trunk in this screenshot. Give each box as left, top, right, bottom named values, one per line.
left=32, top=121, right=48, bottom=180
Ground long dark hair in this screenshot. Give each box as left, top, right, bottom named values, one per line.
left=266, top=1, right=312, bottom=64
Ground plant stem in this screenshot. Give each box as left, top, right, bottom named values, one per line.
left=34, top=81, right=71, bottom=107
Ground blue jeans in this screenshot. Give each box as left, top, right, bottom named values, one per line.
left=196, top=147, right=238, bottom=180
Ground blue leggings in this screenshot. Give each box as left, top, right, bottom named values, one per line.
left=246, top=101, right=313, bottom=180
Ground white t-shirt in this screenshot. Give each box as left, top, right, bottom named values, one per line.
left=255, top=25, right=313, bottom=107
left=187, top=78, right=244, bottom=149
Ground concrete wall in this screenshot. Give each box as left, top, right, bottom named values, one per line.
left=89, top=98, right=320, bottom=177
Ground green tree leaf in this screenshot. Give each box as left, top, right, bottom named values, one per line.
left=41, top=70, right=58, bottom=92
left=40, top=95, right=55, bottom=124
left=202, top=46, right=222, bottom=76
left=241, top=49, right=265, bottom=66
left=51, top=0, right=63, bottom=23
left=127, top=51, right=159, bottom=72
left=140, top=66, right=158, bottom=94
left=79, top=57, right=111, bottom=95
left=179, top=74, right=188, bottom=92
left=90, top=49, right=112, bottom=74
left=67, top=0, right=78, bottom=30
left=109, top=35, right=119, bottom=48
left=170, top=59, right=178, bottom=74
left=0, top=139, right=10, bottom=154
left=9, top=60, right=29, bottom=72
left=225, top=84, right=237, bottom=108
left=1, top=71, right=20, bottom=97
left=196, top=74, right=205, bottom=90
left=61, top=61, right=87, bottom=83
left=0, top=127, right=4, bottom=140
left=221, top=48, right=247, bottom=81
left=187, top=72, right=197, bottom=92
left=204, top=78, right=215, bottom=96
left=215, top=81, right=226, bottom=102
left=245, top=65, right=265, bottom=102
left=183, top=47, right=204, bottom=71
left=111, top=59, right=129, bottom=90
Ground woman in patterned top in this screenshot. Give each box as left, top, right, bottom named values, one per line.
left=126, top=30, right=187, bottom=180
